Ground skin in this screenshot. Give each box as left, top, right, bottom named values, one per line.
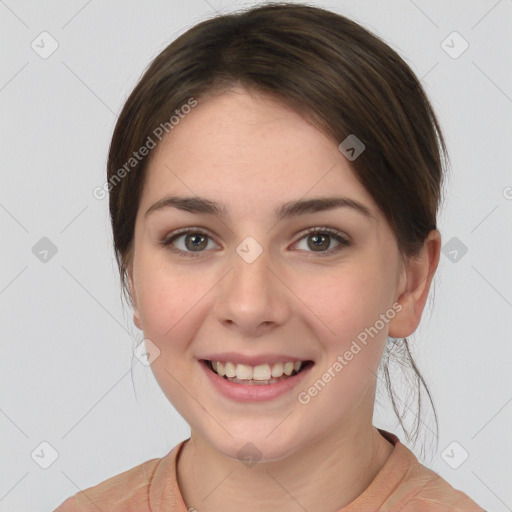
left=127, top=88, right=441, bottom=511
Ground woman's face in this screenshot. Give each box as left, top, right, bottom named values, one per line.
left=129, top=88, right=407, bottom=461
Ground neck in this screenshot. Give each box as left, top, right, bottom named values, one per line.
left=176, top=421, right=394, bottom=512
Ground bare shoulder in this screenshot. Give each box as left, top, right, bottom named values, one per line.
left=52, top=457, right=162, bottom=512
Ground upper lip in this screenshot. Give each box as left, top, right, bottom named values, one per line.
left=199, top=352, right=313, bottom=366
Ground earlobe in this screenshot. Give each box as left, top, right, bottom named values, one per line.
left=127, top=264, right=143, bottom=331
left=388, top=230, right=441, bottom=338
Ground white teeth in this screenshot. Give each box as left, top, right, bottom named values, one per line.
left=283, top=362, right=294, bottom=376
left=224, top=361, right=236, bottom=378
left=209, top=360, right=306, bottom=380
left=236, top=363, right=253, bottom=380
left=253, top=364, right=271, bottom=381
left=271, top=362, right=284, bottom=378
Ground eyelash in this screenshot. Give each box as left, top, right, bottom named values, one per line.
left=159, top=226, right=351, bottom=258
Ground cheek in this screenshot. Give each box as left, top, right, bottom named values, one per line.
left=134, top=247, right=205, bottom=338
left=302, top=264, right=392, bottom=341
left=302, top=265, right=395, bottom=392
left=133, top=258, right=208, bottom=410
left=302, top=269, right=391, bottom=407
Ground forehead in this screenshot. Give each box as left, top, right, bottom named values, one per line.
left=141, top=89, right=378, bottom=217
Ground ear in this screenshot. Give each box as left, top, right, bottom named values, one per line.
left=388, top=229, right=441, bottom=338
left=127, top=262, right=143, bottom=330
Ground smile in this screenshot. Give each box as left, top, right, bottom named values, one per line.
left=206, top=359, right=313, bottom=385
left=200, top=358, right=314, bottom=402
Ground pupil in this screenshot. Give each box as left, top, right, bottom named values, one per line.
left=187, top=234, right=206, bottom=251
left=309, top=234, right=328, bottom=251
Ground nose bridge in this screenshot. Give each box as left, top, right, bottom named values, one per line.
left=215, top=237, right=289, bottom=332
left=233, top=241, right=271, bottom=292
left=230, top=240, right=274, bottom=303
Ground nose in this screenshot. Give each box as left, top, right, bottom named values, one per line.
left=214, top=245, right=291, bottom=337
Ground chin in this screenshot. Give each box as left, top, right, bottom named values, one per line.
left=204, top=427, right=305, bottom=465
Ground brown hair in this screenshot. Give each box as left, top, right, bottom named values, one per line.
left=107, top=2, right=449, bottom=453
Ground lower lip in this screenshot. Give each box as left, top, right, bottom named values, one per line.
left=200, top=360, right=314, bottom=403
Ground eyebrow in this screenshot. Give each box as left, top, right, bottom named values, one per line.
left=144, top=195, right=373, bottom=221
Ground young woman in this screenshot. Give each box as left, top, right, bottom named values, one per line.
left=55, top=3, right=485, bottom=511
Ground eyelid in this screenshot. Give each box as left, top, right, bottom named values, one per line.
left=291, top=226, right=351, bottom=257
left=296, top=226, right=350, bottom=243
left=158, top=226, right=220, bottom=257
left=160, top=226, right=217, bottom=245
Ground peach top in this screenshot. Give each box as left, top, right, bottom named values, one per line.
left=54, top=429, right=485, bottom=512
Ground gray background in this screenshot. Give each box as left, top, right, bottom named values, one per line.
left=1, top=0, right=511, bottom=510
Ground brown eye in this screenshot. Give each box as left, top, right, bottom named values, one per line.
left=307, top=233, right=331, bottom=251
left=184, top=233, right=208, bottom=251
left=294, top=227, right=351, bottom=256
left=160, top=228, right=217, bottom=257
